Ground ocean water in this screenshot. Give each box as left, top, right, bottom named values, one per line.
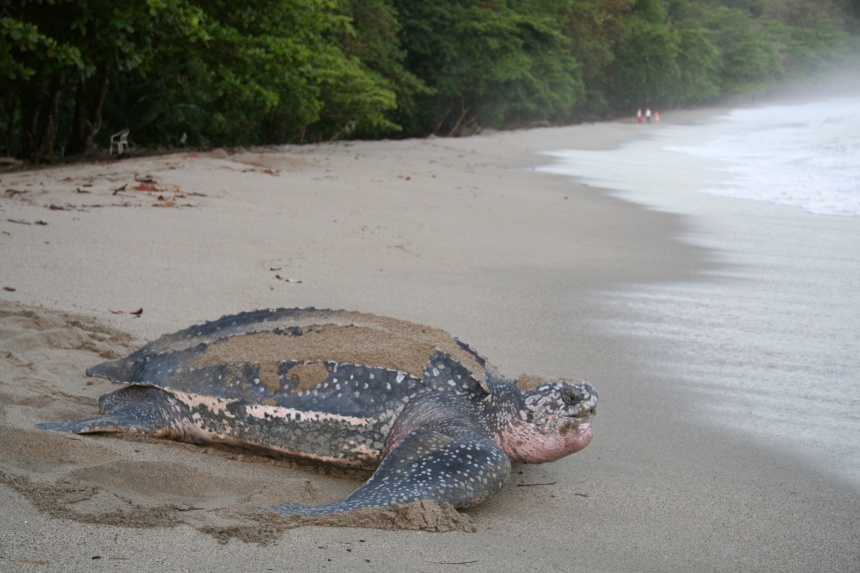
left=667, top=98, right=860, bottom=216
left=540, top=98, right=860, bottom=486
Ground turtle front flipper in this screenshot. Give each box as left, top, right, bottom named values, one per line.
left=36, top=385, right=191, bottom=438
left=269, top=426, right=512, bottom=516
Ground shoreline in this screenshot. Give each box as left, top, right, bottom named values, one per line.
left=537, top=102, right=860, bottom=489
left=1, top=109, right=857, bottom=571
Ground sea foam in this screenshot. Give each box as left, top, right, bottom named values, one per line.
left=668, top=98, right=860, bottom=216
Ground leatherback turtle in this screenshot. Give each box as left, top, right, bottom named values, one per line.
left=36, top=308, right=597, bottom=515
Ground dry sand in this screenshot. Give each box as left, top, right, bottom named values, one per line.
left=1, top=113, right=857, bottom=572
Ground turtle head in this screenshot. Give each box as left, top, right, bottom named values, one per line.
left=499, top=377, right=597, bottom=463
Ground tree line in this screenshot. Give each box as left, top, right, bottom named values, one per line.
left=2, top=0, right=858, bottom=162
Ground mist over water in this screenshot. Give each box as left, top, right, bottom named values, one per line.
left=668, top=97, right=860, bottom=216
left=540, top=98, right=860, bottom=486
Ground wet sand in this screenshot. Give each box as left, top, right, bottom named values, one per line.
left=1, top=113, right=857, bottom=571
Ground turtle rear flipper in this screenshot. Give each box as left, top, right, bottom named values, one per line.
left=36, top=385, right=190, bottom=437
left=268, top=427, right=512, bottom=516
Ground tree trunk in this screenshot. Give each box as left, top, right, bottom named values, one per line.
left=67, top=72, right=110, bottom=156
left=444, top=95, right=469, bottom=137
left=20, top=73, right=67, bottom=164
left=1, top=97, right=16, bottom=156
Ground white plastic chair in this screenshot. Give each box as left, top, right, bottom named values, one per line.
left=110, top=129, right=130, bottom=156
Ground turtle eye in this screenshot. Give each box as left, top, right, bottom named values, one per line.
left=560, top=385, right=586, bottom=408
left=560, top=387, right=576, bottom=406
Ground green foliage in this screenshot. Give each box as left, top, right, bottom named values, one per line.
left=397, top=0, right=585, bottom=135
left=610, top=19, right=680, bottom=106
left=0, top=16, right=83, bottom=81
left=558, top=0, right=630, bottom=116
left=144, top=0, right=401, bottom=144
left=699, top=6, right=785, bottom=95
left=334, top=0, right=428, bottom=136
left=672, top=27, right=722, bottom=103
left=1, top=0, right=858, bottom=159
left=0, top=0, right=209, bottom=159
left=631, top=0, right=667, bottom=23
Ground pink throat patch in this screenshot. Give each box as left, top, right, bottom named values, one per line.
left=500, top=421, right=593, bottom=464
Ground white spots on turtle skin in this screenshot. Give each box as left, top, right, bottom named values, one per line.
left=396, top=372, right=405, bottom=384
left=272, top=427, right=512, bottom=515
left=342, top=441, right=377, bottom=460
left=244, top=404, right=369, bottom=427
left=178, top=390, right=235, bottom=418
left=272, top=394, right=509, bottom=514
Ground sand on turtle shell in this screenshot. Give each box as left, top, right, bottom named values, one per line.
left=514, top=373, right=586, bottom=391
left=183, top=309, right=492, bottom=387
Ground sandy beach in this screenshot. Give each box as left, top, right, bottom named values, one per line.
left=1, top=111, right=857, bottom=572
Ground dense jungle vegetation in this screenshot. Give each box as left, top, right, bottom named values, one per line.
left=2, top=0, right=859, bottom=162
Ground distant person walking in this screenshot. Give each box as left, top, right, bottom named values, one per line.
left=645, top=108, right=652, bottom=124
left=637, top=109, right=643, bottom=124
